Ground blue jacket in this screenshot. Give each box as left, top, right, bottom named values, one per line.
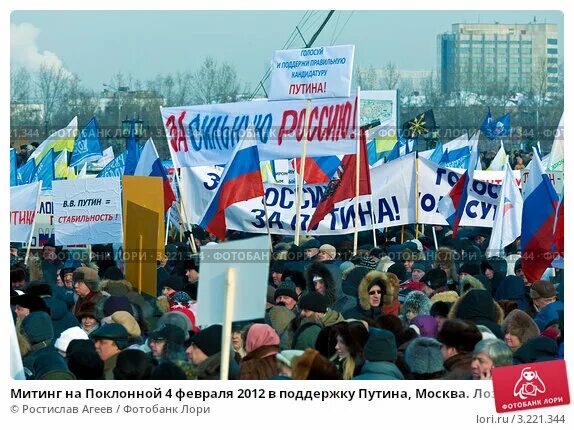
left=534, top=301, right=564, bottom=331
left=353, top=361, right=404, bottom=380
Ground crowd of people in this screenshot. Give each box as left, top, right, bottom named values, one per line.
left=10, top=223, right=564, bottom=380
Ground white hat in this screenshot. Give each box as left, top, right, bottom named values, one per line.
left=276, top=350, right=305, bottom=367
left=54, top=326, right=89, bottom=353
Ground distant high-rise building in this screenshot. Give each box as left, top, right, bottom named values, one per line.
left=438, top=22, right=559, bottom=94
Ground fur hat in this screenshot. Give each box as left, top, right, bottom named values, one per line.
left=191, top=324, right=222, bottom=356
left=386, top=263, right=407, bottom=283
left=420, top=268, right=447, bottom=290
left=11, top=294, right=50, bottom=314
left=291, top=348, right=340, bottom=380
left=358, top=271, right=398, bottom=311
left=54, top=326, right=89, bottom=353
left=298, top=292, right=328, bottom=313
left=501, top=309, right=540, bottom=344
left=162, top=275, right=184, bottom=292
left=363, top=328, right=397, bottom=362
left=436, top=319, right=482, bottom=353
left=435, top=247, right=456, bottom=266
left=72, top=267, right=100, bottom=292
left=22, top=311, right=53, bottom=344
left=530, top=280, right=557, bottom=299
left=429, top=301, right=452, bottom=318
left=111, top=311, right=141, bottom=338
left=405, top=337, right=445, bottom=375
left=402, top=291, right=431, bottom=318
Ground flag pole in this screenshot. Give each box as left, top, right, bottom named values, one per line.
left=159, top=105, right=198, bottom=254
left=369, top=194, right=377, bottom=248
left=24, top=181, right=43, bottom=265
left=294, top=99, right=312, bottom=246
left=415, top=154, right=420, bottom=240
left=401, top=225, right=405, bottom=244
left=432, top=225, right=439, bottom=250
left=353, top=88, right=361, bottom=255
left=262, top=189, right=274, bottom=251
left=220, top=267, right=236, bottom=381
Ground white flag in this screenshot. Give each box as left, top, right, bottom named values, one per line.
left=487, top=141, right=507, bottom=171
left=486, top=162, right=523, bottom=257
left=10, top=182, right=42, bottom=243
left=547, top=113, right=564, bottom=171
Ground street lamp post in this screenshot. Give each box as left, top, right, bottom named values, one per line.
left=103, top=84, right=129, bottom=136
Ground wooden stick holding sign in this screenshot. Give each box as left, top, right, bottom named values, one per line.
left=352, top=87, right=361, bottom=255
left=293, top=99, right=312, bottom=246
left=219, top=267, right=237, bottom=381
left=24, top=181, right=43, bottom=265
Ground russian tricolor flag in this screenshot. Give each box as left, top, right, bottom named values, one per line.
left=198, top=134, right=265, bottom=240
left=521, top=152, right=559, bottom=282
left=134, top=138, right=176, bottom=212
left=437, top=137, right=479, bottom=238
left=293, top=155, right=340, bottom=184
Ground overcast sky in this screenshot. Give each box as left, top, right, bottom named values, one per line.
left=11, top=10, right=563, bottom=91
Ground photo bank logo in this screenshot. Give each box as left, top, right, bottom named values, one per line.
left=492, top=360, right=570, bottom=413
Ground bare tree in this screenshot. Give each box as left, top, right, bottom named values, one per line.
left=35, top=64, right=71, bottom=129
left=190, top=57, right=240, bottom=104
left=352, top=65, right=378, bottom=90
left=381, top=62, right=401, bottom=90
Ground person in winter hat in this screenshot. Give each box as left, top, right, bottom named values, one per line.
left=11, top=293, right=50, bottom=320
left=301, top=238, right=321, bottom=260
left=403, top=260, right=432, bottom=291
left=305, top=262, right=338, bottom=309
left=330, top=321, right=369, bottom=380
left=20, top=311, right=56, bottom=378
left=109, top=311, right=143, bottom=346
left=494, top=275, right=528, bottom=311
left=186, top=324, right=239, bottom=380
left=291, top=292, right=344, bottom=351
left=113, top=349, right=153, bottom=380
left=343, top=271, right=399, bottom=322
left=72, top=267, right=103, bottom=317
left=501, top=309, right=540, bottom=353
left=480, top=257, right=508, bottom=296
left=448, top=288, right=505, bottom=339
left=436, top=319, right=482, bottom=380
left=404, top=337, right=445, bottom=380
left=168, top=291, right=199, bottom=333
left=240, top=323, right=281, bottom=380
left=419, top=268, right=448, bottom=298
left=157, top=311, right=193, bottom=341
left=530, top=280, right=564, bottom=332
left=265, top=305, right=296, bottom=350
left=433, top=247, right=459, bottom=289
left=402, top=291, right=432, bottom=323
left=470, top=339, right=513, bottom=380
left=353, top=328, right=404, bottom=380
left=32, top=350, right=76, bottom=380
left=148, top=323, right=195, bottom=379
left=429, top=301, right=452, bottom=331
left=273, top=278, right=299, bottom=311
left=409, top=315, right=439, bottom=338
left=89, top=323, right=129, bottom=380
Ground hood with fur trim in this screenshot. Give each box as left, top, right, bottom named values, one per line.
left=305, top=262, right=337, bottom=308
left=99, top=279, right=133, bottom=296
left=501, top=309, right=540, bottom=344
left=448, top=289, right=505, bottom=339
left=458, top=274, right=485, bottom=294
left=430, top=291, right=459, bottom=304
left=357, top=271, right=399, bottom=310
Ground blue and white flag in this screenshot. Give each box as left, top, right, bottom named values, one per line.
left=481, top=108, right=511, bottom=141
left=31, top=149, right=55, bottom=190
left=70, top=117, right=103, bottom=167
left=17, top=158, right=36, bottom=185
left=10, top=148, right=18, bottom=186
left=96, top=151, right=127, bottom=178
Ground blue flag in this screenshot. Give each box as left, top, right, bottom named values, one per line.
left=429, top=142, right=444, bottom=164
left=97, top=151, right=127, bottom=178
left=440, top=145, right=470, bottom=166
left=17, top=158, right=36, bottom=185
left=70, top=117, right=103, bottom=167
left=385, top=136, right=416, bottom=163
left=31, top=149, right=55, bottom=190
left=10, top=148, right=18, bottom=186
left=123, top=119, right=139, bottom=176
left=481, top=108, right=511, bottom=140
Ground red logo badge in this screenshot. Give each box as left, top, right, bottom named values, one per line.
left=492, top=360, right=570, bottom=413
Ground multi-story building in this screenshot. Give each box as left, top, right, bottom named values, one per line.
left=438, top=22, right=559, bottom=94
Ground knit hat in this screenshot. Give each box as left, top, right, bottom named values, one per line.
left=148, top=324, right=186, bottom=345
left=22, top=311, right=54, bottom=344
left=387, top=262, right=407, bottom=283
left=411, top=260, right=431, bottom=274
left=270, top=260, right=286, bottom=273
left=72, top=267, right=100, bottom=292
left=157, top=312, right=193, bottom=341
left=436, top=319, right=482, bottom=353
left=298, top=292, right=328, bottom=313
left=301, top=238, right=320, bottom=250
left=363, top=328, right=397, bottom=362
left=103, top=296, right=133, bottom=317
left=162, top=275, right=184, bottom=292
left=530, top=280, right=557, bottom=299
left=274, top=279, right=299, bottom=302
left=354, top=254, right=378, bottom=270
left=405, top=337, right=445, bottom=375
left=420, top=268, right=447, bottom=289
left=171, top=291, right=193, bottom=304
left=111, top=311, right=141, bottom=338
left=501, top=309, right=540, bottom=344
left=319, top=244, right=337, bottom=259
left=54, top=326, right=89, bottom=353
left=191, top=324, right=223, bottom=356
left=11, top=294, right=50, bottom=314
left=276, top=349, right=305, bottom=367
left=410, top=315, right=439, bottom=338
